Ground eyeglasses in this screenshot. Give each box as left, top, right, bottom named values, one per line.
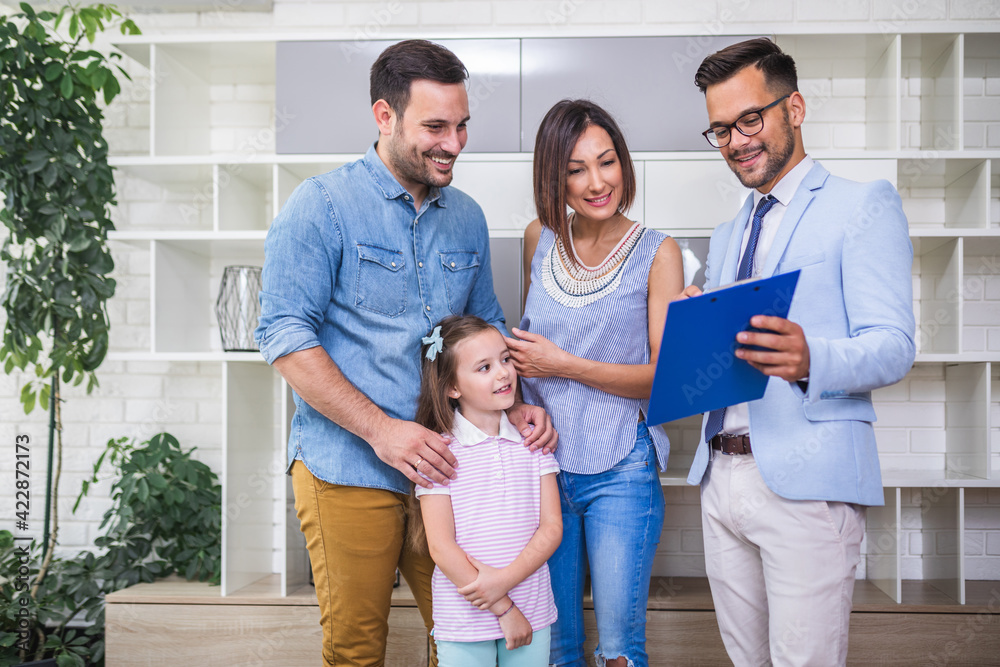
left=702, top=95, right=790, bottom=148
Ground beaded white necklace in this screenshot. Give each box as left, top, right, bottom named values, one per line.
left=541, top=220, right=645, bottom=308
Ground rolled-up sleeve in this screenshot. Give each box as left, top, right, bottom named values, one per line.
left=255, top=179, right=342, bottom=364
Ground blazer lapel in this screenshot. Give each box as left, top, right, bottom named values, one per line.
left=719, top=195, right=755, bottom=285
left=760, top=162, right=830, bottom=278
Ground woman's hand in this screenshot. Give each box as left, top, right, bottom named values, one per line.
left=506, top=328, right=571, bottom=378
left=506, top=402, right=557, bottom=453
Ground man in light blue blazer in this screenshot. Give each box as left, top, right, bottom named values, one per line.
left=680, top=38, right=915, bottom=666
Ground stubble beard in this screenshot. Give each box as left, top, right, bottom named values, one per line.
left=385, top=122, right=456, bottom=190
left=727, top=109, right=796, bottom=190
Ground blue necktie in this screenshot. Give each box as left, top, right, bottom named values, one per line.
left=703, top=194, right=778, bottom=443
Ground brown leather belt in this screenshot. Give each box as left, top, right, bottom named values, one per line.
left=711, top=434, right=752, bottom=455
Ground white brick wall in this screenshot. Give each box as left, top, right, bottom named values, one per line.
left=656, top=487, right=706, bottom=577
left=3, top=0, right=1000, bottom=580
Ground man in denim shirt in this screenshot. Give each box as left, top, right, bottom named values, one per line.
left=255, top=40, right=556, bottom=667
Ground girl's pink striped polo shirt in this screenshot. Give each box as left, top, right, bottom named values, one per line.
left=416, top=409, right=560, bottom=642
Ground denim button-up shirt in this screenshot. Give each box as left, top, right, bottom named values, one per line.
left=255, top=144, right=506, bottom=494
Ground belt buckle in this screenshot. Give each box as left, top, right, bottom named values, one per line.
left=713, top=433, right=750, bottom=455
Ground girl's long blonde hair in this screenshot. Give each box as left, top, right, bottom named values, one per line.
left=408, top=315, right=500, bottom=554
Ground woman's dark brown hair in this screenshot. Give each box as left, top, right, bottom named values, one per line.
left=409, top=314, right=499, bottom=553
left=694, top=37, right=798, bottom=96
left=370, top=39, right=468, bottom=118
left=532, top=99, right=637, bottom=245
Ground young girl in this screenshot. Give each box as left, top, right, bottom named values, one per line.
left=413, top=315, right=562, bottom=666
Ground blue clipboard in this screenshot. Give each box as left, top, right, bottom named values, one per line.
left=646, top=270, right=800, bottom=426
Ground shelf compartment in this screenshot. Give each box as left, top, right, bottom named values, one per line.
left=222, top=361, right=281, bottom=596
left=152, top=42, right=276, bottom=157
left=875, top=362, right=990, bottom=481
left=106, top=44, right=152, bottom=157
left=867, top=487, right=902, bottom=602
left=868, top=486, right=968, bottom=605
left=944, top=363, right=991, bottom=483
left=151, top=239, right=265, bottom=354
left=216, top=163, right=273, bottom=231
left=114, top=164, right=214, bottom=232
left=912, top=487, right=966, bottom=604
left=963, top=237, right=1000, bottom=355
left=912, top=237, right=962, bottom=354
left=775, top=35, right=900, bottom=151
left=900, top=158, right=990, bottom=229
left=901, top=34, right=964, bottom=151
left=963, top=33, right=1000, bottom=151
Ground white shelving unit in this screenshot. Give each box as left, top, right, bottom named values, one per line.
left=108, top=30, right=1000, bottom=606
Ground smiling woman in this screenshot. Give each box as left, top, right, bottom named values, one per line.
left=511, top=99, right=685, bottom=667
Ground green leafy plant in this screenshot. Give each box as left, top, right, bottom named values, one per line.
left=0, top=1, right=137, bottom=410
left=0, top=0, right=140, bottom=606
left=78, top=432, right=223, bottom=587
left=0, top=433, right=222, bottom=666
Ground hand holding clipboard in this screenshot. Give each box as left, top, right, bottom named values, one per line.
left=646, top=270, right=801, bottom=426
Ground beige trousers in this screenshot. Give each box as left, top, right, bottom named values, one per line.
left=700, top=452, right=866, bottom=667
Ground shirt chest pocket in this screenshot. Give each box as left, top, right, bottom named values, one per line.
left=356, top=244, right=407, bottom=317
left=440, top=251, right=480, bottom=314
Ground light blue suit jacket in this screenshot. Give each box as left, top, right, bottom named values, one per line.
left=686, top=162, right=916, bottom=506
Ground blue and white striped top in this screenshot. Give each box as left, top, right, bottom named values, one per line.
left=519, top=224, right=671, bottom=475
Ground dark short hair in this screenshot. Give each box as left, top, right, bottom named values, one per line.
left=370, top=39, right=469, bottom=117
left=533, top=99, right=636, bottom=243
left=694, top=37, right=798, bottom=95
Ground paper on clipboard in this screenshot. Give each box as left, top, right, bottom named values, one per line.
left=646, top=270, right=801, bottom=426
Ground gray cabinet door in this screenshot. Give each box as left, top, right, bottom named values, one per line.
left=276, top=39, right=520, bottom=154
left=520, top=36, right=757, bottom=152
left=489, top=237, right=523, bottom=329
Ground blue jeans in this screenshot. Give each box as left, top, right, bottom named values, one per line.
left=548, top=422, right=665, bottom=667
left=436, top=626, right=551, bottom=667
